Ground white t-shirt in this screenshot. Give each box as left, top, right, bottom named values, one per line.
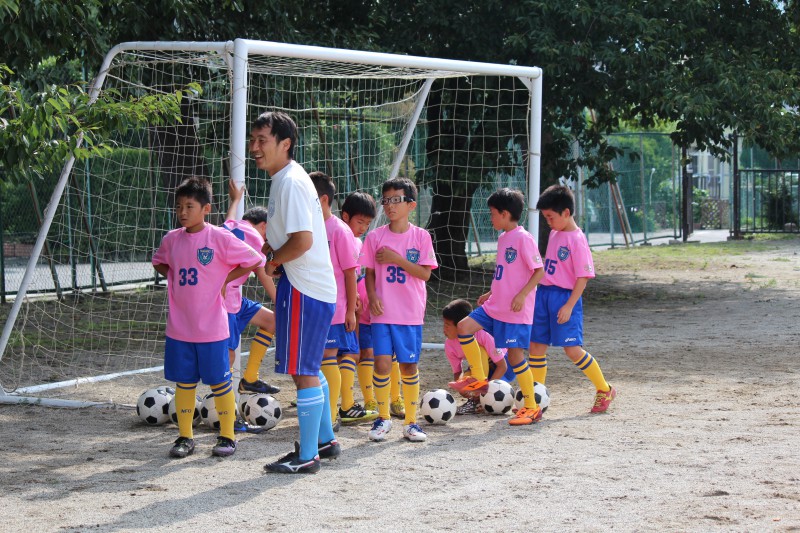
left=265, top=160, right=336, bottom=304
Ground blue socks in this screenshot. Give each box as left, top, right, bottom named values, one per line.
left=318, top=371, right=336, bottom=445
left=296, top=386, right=324, bottom=462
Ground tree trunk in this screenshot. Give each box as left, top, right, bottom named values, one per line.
left=426, top=180, right=477, bottom=281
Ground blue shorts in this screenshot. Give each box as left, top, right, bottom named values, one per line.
left=468, top=307, right=531, bottom=349
left=274, top=276, right=335, bottom=376
left=164, top=337, right=231, bottom=385
left=530, top=285, right=584, bottom=347
left=371, top=323, right=423, bottom=364
left=326, top=323, right=359, bottom=355
left=227, top=297, right=262, bottom=350
left=358, top=323, right=372, bottom=351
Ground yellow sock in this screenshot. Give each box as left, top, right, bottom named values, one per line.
left=339, top=355, right=357, bottom=411
left=390, top=356, right=402, bottom=402
left=357, top=359, right=374, bottom=404
left=243, top=329, right=273, bottom=383
left=529, top=354, right=548, bottom=385
left=479, top=347, right=490, bottom=377
left=458, top=335, right=488, bottom=381
left=402, top=370, right=420, bottom=425
left=574, top=350, right=610, bottom=391
left=321, top=354, right=341, bottom=423
left=512, top=359, right=539, bottom=410
left=175, top=383, right=197, bottom=439
left=373, top=371, right=391, bottom=419
left=210, top=381, right=236, bottom=441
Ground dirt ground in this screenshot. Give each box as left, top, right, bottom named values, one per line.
left=1, top=237, right=799, bottom=532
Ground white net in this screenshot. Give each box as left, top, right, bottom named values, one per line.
left=0, top=45, right=534, bottom=403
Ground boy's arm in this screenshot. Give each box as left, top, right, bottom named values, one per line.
left=226, top=179, right=244, bottom=221
left=477, top=290, right=492, bottom=306
left=254, top=266, right=277, bottom=302
left=510, top=267, right=545, bottom=312
left=365, top=267, right=383, bottom=316
left=557, top=277, right=589, bottom=324
left=153, top=263, right=169, bottom=277
left=488, top=357, right=508, bottom=381
left=263, top=230, right=312, bottom=274
left=374, top=246, right=432, bottom=281
left=344, top=267, right=358, bottom=332
left=225, top=260, right=261, bottom=287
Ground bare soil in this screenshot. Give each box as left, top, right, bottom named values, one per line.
left=1, top=238, right=799, bottom=532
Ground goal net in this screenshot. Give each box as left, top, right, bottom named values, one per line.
left=0, top=40, right=541, bottom=405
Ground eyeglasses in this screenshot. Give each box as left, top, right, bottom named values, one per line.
left=379, top=196, right=413, bottom=205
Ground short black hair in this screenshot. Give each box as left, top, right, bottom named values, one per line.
left=175, top=176, right=212, bottom=206
left=309, top=171, right=335, bottom=204
left=242, top=206, right=269, bottom=225
left=442, top=298, right=473, bottom=323
left=252, top=111, right=298, bottom=159
left=536, top=184, right=575, bottom=215
left=341, top=191, right=377, bottom=219
left=381, top=177, right=417, bottom=201
left=487, top=188, right=525, bottom=221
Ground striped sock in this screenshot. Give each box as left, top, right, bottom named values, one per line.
left=320, top=353, right=341, bottom=423
left=357, top=359, right=374, bottom=404
left=175, top=382, right=198, bottom=439
left=339, top=355, right=357, bottom=411
left=297, top=386, right=324, bottom=461
left=373, top=371, right=391, bottom=419
left=512, top=359, right=538, bottom=410
left=528, top=354, right=548, bottom=385
left=402, top=370, right=420, bottom=425
left=459, top=334, right=488, bottom=381
left=210, top=379, right=236, bottom=441
left=574, top=350, right=610, bottom=392
left=243, top=329, right=273, bottom=383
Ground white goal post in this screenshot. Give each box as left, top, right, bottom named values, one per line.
left=0, top=39, right=542, bottom=406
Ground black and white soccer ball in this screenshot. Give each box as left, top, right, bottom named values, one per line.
left=136, top=387, right=172, bottom=425
left=480, top=380, right=515, bottom=414
left=200, top=393, right=222, bottom=429
left=514, top=382, right=550, bottom=412
left=238, top=393, right=252, bottom=416
left=419, top=389, right=457, bottom=424
left=168, top=394, right=202, bottom=427
left=243, top=394, right=282, bottom=429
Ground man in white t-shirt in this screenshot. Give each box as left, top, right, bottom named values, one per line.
left=250, top=111, right=338, bottom=474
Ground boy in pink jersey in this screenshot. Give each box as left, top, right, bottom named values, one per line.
left=455, top=188, right=546, bottom=426
left=310, top=172, right=378, bottom=426
left=152, top=177, right=264, bottom=458
left=441, top=299, right=512, bottom=415
left=531, top=184, right=616, bottom=413
left=222, top=179, right=280, bottom=402
left=362, top=177, right=438, bottom=442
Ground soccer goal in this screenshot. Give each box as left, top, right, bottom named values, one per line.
left=0, top=39, right=542, bottom=406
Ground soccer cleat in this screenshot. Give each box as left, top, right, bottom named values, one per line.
left=364, top=399, right=378, bottom=412
left=234, top=416, right=265, bottom=434
left=169, top=437, right=195, bottom=458
left=460, top=377, right=489, bottom=394
left=211, top=436, right=237, bottom=457
left=368, top=417, right=393, bottom=441
left=456, top=397, right=481, bottom=415
left=402, top=423, right=427, bottom=442
left=389, top=399, right=406, bottom=418
left=264, top=442, right=321, bottom=474
left=590, top=385, right=617, bottom=413
left=339, top=403, right=380, bottom=424
left=238, top=378, right=280, bottom=395
left=508, top=406, right=542, bottom=426
left=332, top=415, right=341, bottom=433
left=318, top=439, right=342, bottom=460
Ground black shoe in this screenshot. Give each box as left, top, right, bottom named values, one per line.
left=238, top=378, right=280, bottom=395
left=211, top=436, right=237, bottom=457
left=264, top=442, right=321, bottom=474
left=332, top=415, right=341, bottom=433
left=169, top=437, right=195, bottom=458
left=318, top=439, right=341, bottom=460
left=234, top=416, right=265, bottom=434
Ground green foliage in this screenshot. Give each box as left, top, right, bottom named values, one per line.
left=762, top=182, right=795, bottom=230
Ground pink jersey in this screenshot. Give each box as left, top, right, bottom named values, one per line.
left=361, top=224, right=438, bottom=325
left=541, top=228, right=595, bottom=290
left=482, top=225, right=544, bottom=324
left=356, top=240, right=371, bottom=325
left=152, top=224, right=264, bottom=343
left=444, top=329, right=507, bottom=374
left=325, top=215, right=360, bottom=325
left=222, top=219, right=266, bottom=314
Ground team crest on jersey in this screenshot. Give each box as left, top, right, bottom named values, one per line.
left=557, top=246, right=570, bottom=262
left=504, top=246, right=518, bottom=264
left=197, top=247, right=214, bottom=265
left=406, top=248, right=420, bottom=264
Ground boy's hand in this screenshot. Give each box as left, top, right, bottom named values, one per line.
left=511, top=292, right=526, bottom=313
left=228, top=178, right=244, bottom=202
left=370, top=297, right=384, bottom=316
left=355, top=298, right=362, bottom=314
left=477, top=291, right=491, bottom=306
left=345, top=311, right=357, bottom=332
left=375, top=246, right=401, bottom=265
left=557, top=303, right=574, bottom=324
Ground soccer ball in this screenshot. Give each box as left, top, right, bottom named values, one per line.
left=243, top=394, right=282, bottom=429
left=514, top=382, right=550, bottom=412
left=419, top=389, right=457, bottom=424
left=155, top=385, right=175, bottom=396
left=136, top=388, right=172, bottom=425
left=480, top=380, right=515, bottom=415
left=168, top=394, right=202, bottom=427
left=238, top=393, right=251, bottom=416
left=200, top=393, right=222, bottom=429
